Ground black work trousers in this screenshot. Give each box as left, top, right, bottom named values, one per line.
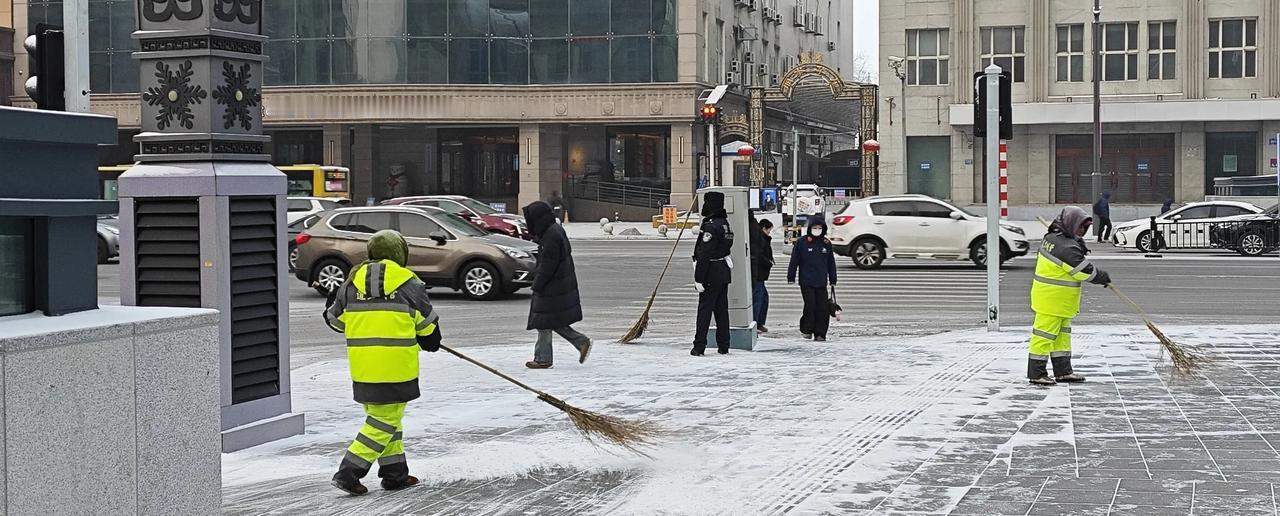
left=693, top=282, right=730, bottom=354
left=799, top=286, right=830, bottom=338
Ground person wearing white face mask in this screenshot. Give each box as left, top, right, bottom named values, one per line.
left=787, top=219, right=838, bottom=341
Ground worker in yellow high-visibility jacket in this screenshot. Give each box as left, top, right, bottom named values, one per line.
left=1029, top=206, right=1111, bottom=386
left=324, top=230, right=440, bottom=495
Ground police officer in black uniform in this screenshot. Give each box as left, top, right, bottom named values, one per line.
left=692, top=191, right=734, bottom=356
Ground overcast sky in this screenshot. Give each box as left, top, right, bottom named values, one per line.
left=853, top=0, right=879, bottom=82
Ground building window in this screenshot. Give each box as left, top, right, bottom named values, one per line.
left=1102, top=22, right=1139, bottom=81
left=0, top=218, right=33, bottom=317
left=1209, top=18, right=1257, bottom=79
left=905, top=28, right=950, bottom=86
left=1056, top=24, right=1085, bottom=82
left=1148, top=21, right=1176, bottom=80
left=980, top=26, right=1025, bottom=82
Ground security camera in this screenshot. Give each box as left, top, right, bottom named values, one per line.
left=887, top=56, right=905, bottom=65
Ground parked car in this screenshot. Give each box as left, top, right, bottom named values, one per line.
left=293, top=206, right=538, bottom=300
left=96, top=216, right=120, bottom=264
left=1111, top=201, right=1263, bottom=252
left=1210, top=204, right=1279, bottom=256
left=827, top=194, right=1030, bottom=270
left=780, top=184, right=825, bottom=224
left=382, top=195, right=531, bottom=240
left=287, top=214, right=323, bottom=271
left=287, top=196, right=349, bottom=224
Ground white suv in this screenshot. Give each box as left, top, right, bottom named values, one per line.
left=828, top=195, right=1030, bottom=269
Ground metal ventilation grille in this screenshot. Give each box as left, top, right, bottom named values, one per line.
left=134, top=198, right=201, bottom=308
left=229, top=197, right=281, bottom=404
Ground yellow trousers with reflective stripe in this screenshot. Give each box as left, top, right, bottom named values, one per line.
left=342, top=402, right=407, bottom=476
left=1028, top=312, right=1072, bottom=359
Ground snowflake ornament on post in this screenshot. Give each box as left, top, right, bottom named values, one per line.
left=212, top=61, right=261, bottom=131
left=141, top=61, right=207, bottom=131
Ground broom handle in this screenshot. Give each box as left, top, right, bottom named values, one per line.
left=438, top=344, right=545, bottom=398
left=647, top=197, right=702, bottom=301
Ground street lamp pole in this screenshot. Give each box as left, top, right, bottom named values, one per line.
left=891, top=60, right=908, bottom=181
left=1092, top=0, right=1103, bottom=203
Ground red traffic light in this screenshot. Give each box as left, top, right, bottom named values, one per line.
left=699, top=105, right=720, bottom=122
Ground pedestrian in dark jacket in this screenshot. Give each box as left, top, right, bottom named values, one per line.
left=692, top=191, right=733, bottom=356
left=1160, top=197, right=1173, bottom=214
left=750, top=215, right=775, bottom=334
left=1092, top=191, right=1112, bottom=243
left=787, top=219, right=837, bottom=341
left=522, top=201, right=591, bottom=369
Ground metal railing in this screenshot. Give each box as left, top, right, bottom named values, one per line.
left=567, top=177, right=671, bottom=209
left=1142, top=218, right=1280, bottom=255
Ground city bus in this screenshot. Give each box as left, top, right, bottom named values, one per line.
left=98, top=164, right=351, bottom=200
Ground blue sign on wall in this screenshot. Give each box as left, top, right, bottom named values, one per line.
left=1136, top=161, right=1149, bottom=172
left=920, top=161, right=932, bottom=171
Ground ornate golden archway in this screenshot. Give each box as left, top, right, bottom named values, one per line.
left=718, top=113, right=750, bottom=142
left=748, top=51, right=879, bottom=196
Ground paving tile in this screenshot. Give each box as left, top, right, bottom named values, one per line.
left=1033, top=488, right=1118, bottom=505
left=1025, top=502, right=1111, bottom=516
left=1104, top=503, right=1193, bottom=515
left=949, top=499, right=1033, bottom=515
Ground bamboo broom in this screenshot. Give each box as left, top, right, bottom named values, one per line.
left=619, top=197, right=701, bottom=343
left=439, top=344, right=664, bottom=456
left=1034, top=216, right=1207, bottom=374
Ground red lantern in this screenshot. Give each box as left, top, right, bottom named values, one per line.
left=737, top=144, right=755, bottom=157
left=861, top=139, right=881, bottom=153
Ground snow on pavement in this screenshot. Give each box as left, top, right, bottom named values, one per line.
left=223, top=325, right=1280, bottom=515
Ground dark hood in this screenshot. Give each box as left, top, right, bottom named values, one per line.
left=522, top=201, right=557, bottom=237
left=806, top=219, right=828, bottom=239
left=701, top=191, right=727, bottom=218
left=1052, top=206, right=1092, bottom=237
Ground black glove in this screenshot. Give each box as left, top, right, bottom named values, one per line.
left=417, top=325, right=442, bottom=352
left=1093, top=270, right=1112, bottom=287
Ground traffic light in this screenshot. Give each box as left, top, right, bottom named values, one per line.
left=699, top=104, right=720, bottom=124
left=25, top=23, right=66, bottom=111
left=973, top=70, right=1012, bottom=140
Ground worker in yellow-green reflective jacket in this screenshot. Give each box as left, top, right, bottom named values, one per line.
left=324, top=230, right=441, bottom=495
left=1029, top=206, right=1112, bottom=386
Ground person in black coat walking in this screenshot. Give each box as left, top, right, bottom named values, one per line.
left=787, top=219, right=837, bottom=341
left=692, top=191, right=734, bottom=356
left=750, top=214, right=775, bottom=334
left=522, top=201, right=591, bottom=369
left=1093, top=191, right=1112, bottom=243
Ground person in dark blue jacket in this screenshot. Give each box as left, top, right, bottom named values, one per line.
left=1092, top=191, right=1112, bottom=243
left=787, top=219, right=838, bottom=341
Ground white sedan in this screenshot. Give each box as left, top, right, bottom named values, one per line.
left=1111, top=201, right=1263, bottom=252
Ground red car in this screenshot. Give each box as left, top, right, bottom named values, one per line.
left=382, top=195, right=532, bottom=240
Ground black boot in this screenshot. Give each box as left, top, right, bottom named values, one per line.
left=332, top=471, right=368, bottom=496
left=332, top=454, right=371, bottom=495
left=380, top=475, right=419, bottom=491
left=1052, top=355, right=1085, bottom=382
left=1028, top=357, right=1054, bottom=385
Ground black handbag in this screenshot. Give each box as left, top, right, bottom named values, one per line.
left=828, top=285, right=842, bottom=320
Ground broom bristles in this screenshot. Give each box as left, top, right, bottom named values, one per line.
left=1146, top=320, right=1211, bottom=376
left=537, top=393, right=665, bottom=457
left=619, top=308, right=651, bottom=344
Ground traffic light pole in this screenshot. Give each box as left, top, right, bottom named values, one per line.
left=62, top=0, right=89, bottom=112
left=708, top=123, right=718, bottom=187
left=984, top=64, right=1001, bottom=332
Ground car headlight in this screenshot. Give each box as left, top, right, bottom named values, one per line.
left=1000, top=224, right=1025, bottom=235
left=496, top=245, right=531, bottom=260
left=1114, top=224, right=1139, bottom=232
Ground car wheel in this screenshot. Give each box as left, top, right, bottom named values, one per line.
left=851, top=239, right=885, bottom=270
left=312, top=258, right=349, bottom=296
left=288, top=244, right=299, bottom=270
left=459, top=262, right=502, bottom=301
left=1237, top=231, right=1270, bottom=257
left=970, top=240, right=1011, bottom=268
left=97, top=237, right=109, bottom=264
left=1135, top=231, right=1155, bottom=253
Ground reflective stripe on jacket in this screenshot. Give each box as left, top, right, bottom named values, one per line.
left=326, top=260, right=438, bottom=403
left=1030, top=232, right=1096, bottom=318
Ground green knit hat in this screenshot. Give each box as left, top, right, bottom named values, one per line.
left=367, top=230, right=409, bottom=266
